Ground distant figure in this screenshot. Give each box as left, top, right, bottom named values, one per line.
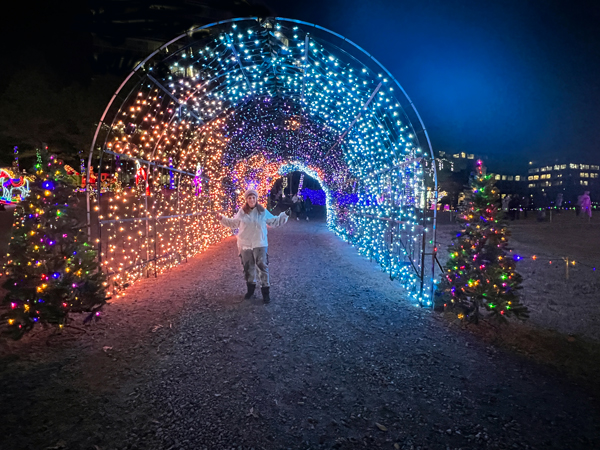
left=509, top=194, right=520, bottom=220
left=502, top=195, right=510, bottom=213
left=555, top=193, right=563, bottom=211
left=304, top=196, right=312, bottom=221
left=581, top=191, right=592, bottom=219
left=575, top=194, right=583, bottom=216
left=273, top=187, right=283, bottom=209
left=521, top=195, right=530, bottom=219
left=292, top=193, right=303, bottom=221
left=536, top=192, right=549, bottom=222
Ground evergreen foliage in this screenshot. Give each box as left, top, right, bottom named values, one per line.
left=438, top=162, right=529, bottom=323
left=1, top=151, right=106, bottom=339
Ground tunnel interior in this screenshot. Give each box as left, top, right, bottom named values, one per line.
left=88, top=17, right=437, bottom=305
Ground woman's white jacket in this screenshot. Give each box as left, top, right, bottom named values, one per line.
left=220, top=207, right=288, bottom=251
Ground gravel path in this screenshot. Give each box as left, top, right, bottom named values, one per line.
left=1, top=220, right=599, bottom=449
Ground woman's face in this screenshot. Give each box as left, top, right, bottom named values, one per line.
left=247, top=194, right=257, bottom=208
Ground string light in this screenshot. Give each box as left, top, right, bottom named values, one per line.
left=0, top=168, right=32, bottom=205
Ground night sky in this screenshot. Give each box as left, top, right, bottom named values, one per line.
left=3, top=0, right=600, bottom=171
left=265, top=0, right=600, bottom=170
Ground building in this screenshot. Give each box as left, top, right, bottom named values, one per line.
left=435, top=151, right=599, bottom=206
left=490, top=172, right=527, bottom=197
left=436, top=151, right=475, bottom=172
left=526, top=161, right=600, bottom=205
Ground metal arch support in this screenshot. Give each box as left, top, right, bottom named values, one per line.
left=272, top=17, right=434, bottom=154
left=301, top=33, right=310, bottom=107
left=86, top=16, right=438, bottom=303
left=103, top=150, right=208, bottom=180
left=87, top=15, right=437, bottom=200
left=84, top=18, right=255, bottom=239
left=146, top=74, right=204, bottom=123
left=224, top=34, right=254, bottom=95
left=270, top=18, right=438, bottom=220
left=324, top=81, right=382, bottom=159
left=86, top=70, right=141, bottom=239
left=363, top=157, right=424, bottom=181
left=100, top=14, right=433, bottom=166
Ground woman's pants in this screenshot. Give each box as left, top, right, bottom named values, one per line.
left=240, top=247, right=269, bottom=287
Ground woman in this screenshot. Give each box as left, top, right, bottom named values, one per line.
left=218, top=189, right=290, bottom=303
left=292, top=193, right=303, bottom=221
left=581, top=191, right=592, bottom=219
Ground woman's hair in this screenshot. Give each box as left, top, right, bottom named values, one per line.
left=242, top=202, right=265, bottom=215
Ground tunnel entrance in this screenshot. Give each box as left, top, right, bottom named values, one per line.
left=269, top=169, right=327, bottom=220
left=87, top=17, right=438, bottom=305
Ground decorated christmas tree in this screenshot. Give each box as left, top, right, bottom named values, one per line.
left=438, top=161, right=528, bottom=323
left=1, top=151, right=107, bottom=339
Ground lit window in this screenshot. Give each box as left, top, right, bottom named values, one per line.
left=553, top=181, right=563, bottom=186
left=528, top=183, right=536, bottom=188
left=591, top=165, right=599, bottom=170
left=515, top=175, right=521, bottom=181
left=495, top=174, right=501, bottom=180
left=467, top=154, right=474, bottom=159
left=570, top=163, right=578, bottom=169
left=554, top=165, right=560, bottom=170
left=560, top=164, right=566, bottom=169
left=528, top=175, right=534, bottom=181
left=580, top=173, right=589, bottom=178
left=581, top=180, right=589, bottom=185
left=533, top=175, right=539, bottom=180
left=461, top=152, right=466, bottom=158
left=541, top=167, right=547, bottom=172
left=453, top=154, right=460, bottom=159
left=502, top=175, right=507, bottom=180
left=591, top=173, right=599, bottom=178
left=581, top=164, right=590, bottom=170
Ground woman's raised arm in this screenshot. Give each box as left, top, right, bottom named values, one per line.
left=220, top=210, right=241, bottom=228
left=266, top=209, right=290, bottom=227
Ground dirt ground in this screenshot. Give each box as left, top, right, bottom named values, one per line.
left=1, top=218, right=600, bottom=450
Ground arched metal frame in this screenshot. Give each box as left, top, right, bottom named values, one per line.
left=87, top=17, right=438, bottom=305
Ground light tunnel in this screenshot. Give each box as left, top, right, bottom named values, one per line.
left=86, top=17, right=438, bottom=305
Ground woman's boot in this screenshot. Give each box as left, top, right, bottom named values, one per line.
left=244, top=283, right=256, bottom=299
left=261, top=286, right=270, bottom=304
